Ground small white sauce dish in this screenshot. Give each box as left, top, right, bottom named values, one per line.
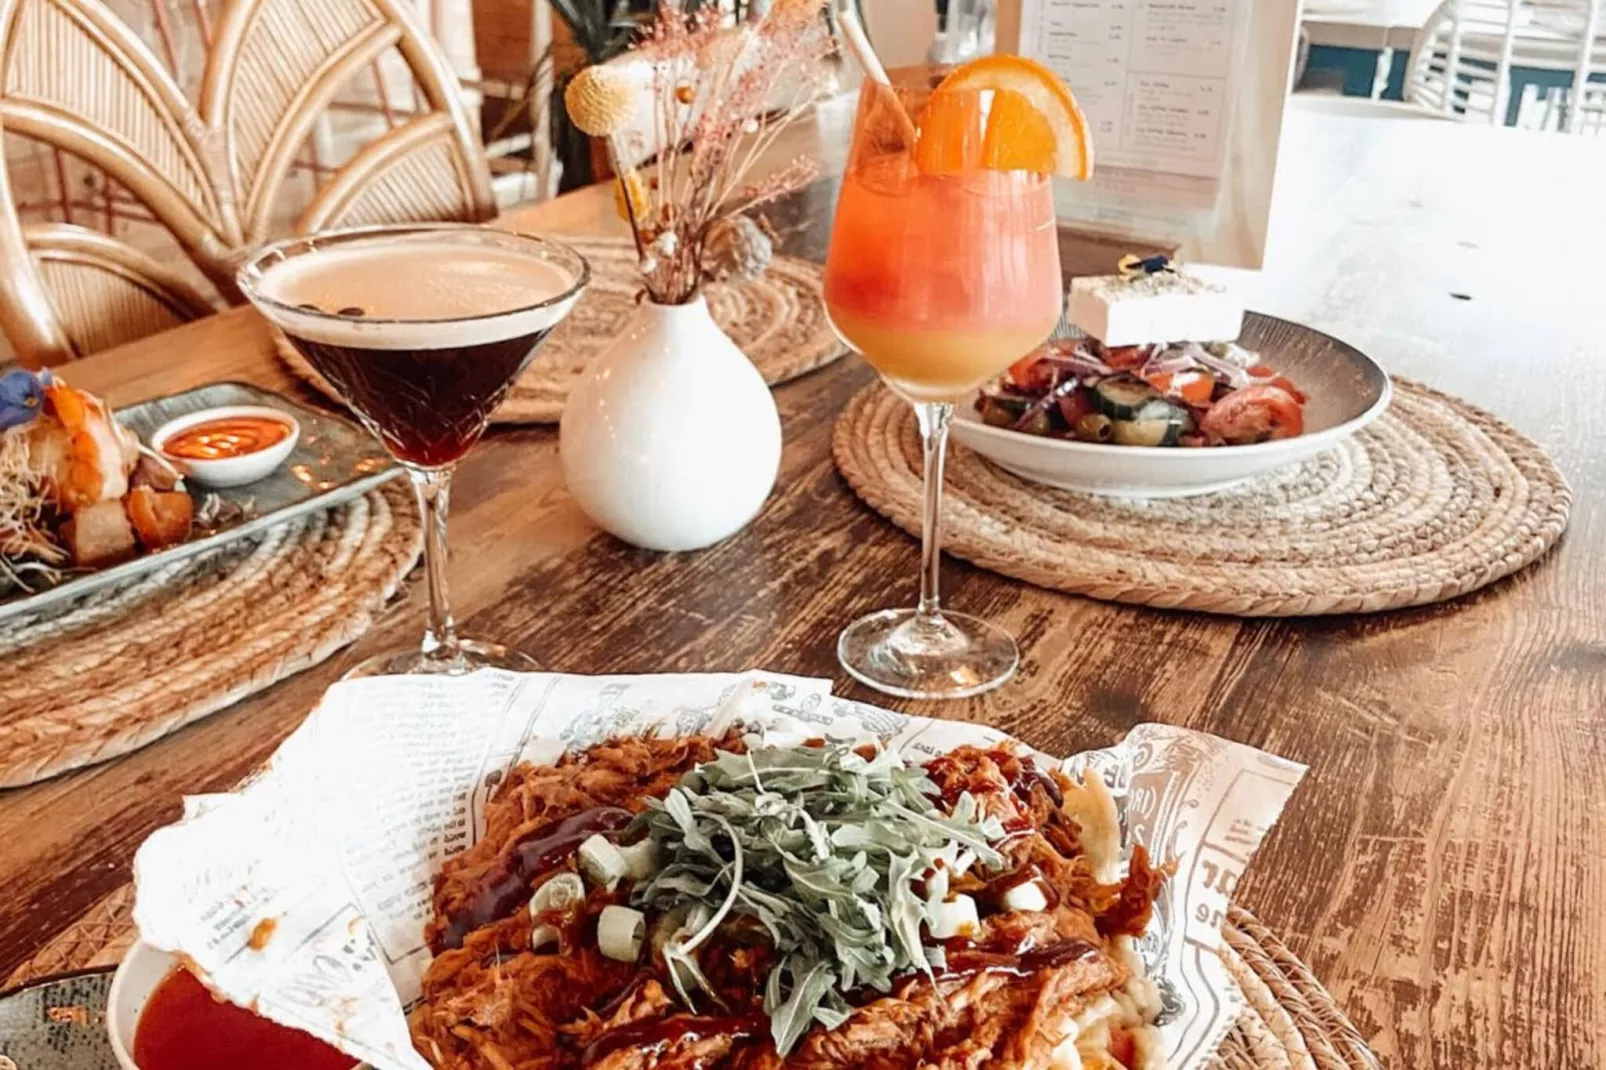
left=107, top=941, right=178, bottom=1070
left=151, top=405, right=300, bottom=488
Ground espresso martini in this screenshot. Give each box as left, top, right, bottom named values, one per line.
left=238, top=225, right=589, bottom=676
left=257, top=236, right=581, bottom=468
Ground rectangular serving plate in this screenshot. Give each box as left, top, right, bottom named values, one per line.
left=0, top=381, right=399, bottom=624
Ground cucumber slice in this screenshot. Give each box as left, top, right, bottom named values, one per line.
left=1111, top=419, right=1176, bottom=446
left=1111, top=399, right=1194, bottom=446
left=1133, top=397, right=1186, bottom=422
left=1092, top=378, right=1158, bottom=419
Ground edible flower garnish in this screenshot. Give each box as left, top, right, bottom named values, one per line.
left=0, top=369, right=48, bottom=430
left=1116, top=253, right=1175, bottom=279
left=628, top=740, right=1008, bottom=1055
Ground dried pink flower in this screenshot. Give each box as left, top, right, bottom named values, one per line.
left=586, top=0, right=832, bottom=304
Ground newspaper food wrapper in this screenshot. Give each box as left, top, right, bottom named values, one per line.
left=132, top=670, right=1305, bottom=1070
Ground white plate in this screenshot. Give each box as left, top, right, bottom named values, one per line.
left=951, top=313, right=1392, bottom=499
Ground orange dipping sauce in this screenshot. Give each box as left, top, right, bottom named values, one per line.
left=133, top=968, right=355, bottom=1070
left=162, top=416, right=291, bottom=461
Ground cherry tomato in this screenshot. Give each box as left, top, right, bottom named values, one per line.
left=1102, top=345, right=1149, bottom=370
left=1200, top=384, right=1304, bottom=444
left=1057, top=389, right=1095, bottom=426
left=1006, top=353, right=1056, bottom=394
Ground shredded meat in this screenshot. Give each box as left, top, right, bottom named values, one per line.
left=412, top=736, right=1162, bottom=1070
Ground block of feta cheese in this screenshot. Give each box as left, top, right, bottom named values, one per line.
left=1069, top=271, right=1244, bottom=347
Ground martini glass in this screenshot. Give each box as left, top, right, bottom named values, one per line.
left=238, top=224, right=588, bottom=676
left=823, top=78, right=1062, bottom=699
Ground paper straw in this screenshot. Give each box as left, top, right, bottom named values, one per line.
left=837, top=6, right=891, bottom=86
left=836, top=4, right=918, bottom=140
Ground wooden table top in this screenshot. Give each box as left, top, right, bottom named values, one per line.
left=3, top=99, right=1603, bottom=1069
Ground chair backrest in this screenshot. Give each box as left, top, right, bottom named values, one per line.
left=1407, top=0, right=1604, bottom=128
left=0, top=0, right=496, bottom=366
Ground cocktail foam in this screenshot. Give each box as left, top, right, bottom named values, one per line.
left=255, top=238, right=583, bottom=349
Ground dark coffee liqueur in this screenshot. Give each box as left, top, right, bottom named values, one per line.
left=260, top=241, right=573, bottom=468
left=281, top=327, right=551, bottom=467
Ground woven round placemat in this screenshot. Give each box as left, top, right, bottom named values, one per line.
left=2, top=894, right=1380, bottom=1070
left=834, top=378, right=1570, bottom=616
left=277, top=235, right=845, bottom=425
left=0, top=480, right=421, bottom=789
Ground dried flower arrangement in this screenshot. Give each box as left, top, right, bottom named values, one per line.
left=564, top=0, right=835, bottom=305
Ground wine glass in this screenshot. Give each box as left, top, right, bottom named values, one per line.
left=238, top=224, right=589, bottom=676
left=823, top=77, right=1062, bottom=699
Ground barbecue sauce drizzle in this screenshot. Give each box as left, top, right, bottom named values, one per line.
left=439, top=805, right=631, bottom=949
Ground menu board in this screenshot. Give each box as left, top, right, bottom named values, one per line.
left=999, top=0, right=1298, bottom=268
left=1019, top=0, right=1251, bottom=179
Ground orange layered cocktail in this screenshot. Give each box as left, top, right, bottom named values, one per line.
left=824, top=57, right=1094, bottom=701
left=825, top=59, right=1088, bottom=403
left=825, top=164, right=1061, bottom=402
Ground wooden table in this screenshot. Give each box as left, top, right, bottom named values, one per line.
left=3, top=99, right=1604, bottom=1069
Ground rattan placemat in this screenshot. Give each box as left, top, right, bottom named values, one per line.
left=277, top=235, right=845, bottom=425
left=2, top=889, right=1379, bottom=1070
left=0, top=480, right=420, bottom=788
left=834, top=378, right=1570, bottom=616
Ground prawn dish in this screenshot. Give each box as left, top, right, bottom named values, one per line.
left=1, top=369, right=192, bottom=580
left=975, top=339, right=1307, bottom=449
left=414, top=730, right=1167, bottom=1070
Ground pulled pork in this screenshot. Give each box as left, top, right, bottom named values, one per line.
left=412, top=736, right=1162, bottom=1070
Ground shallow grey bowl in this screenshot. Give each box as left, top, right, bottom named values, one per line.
left=951, top=313, right=1391, bottom=499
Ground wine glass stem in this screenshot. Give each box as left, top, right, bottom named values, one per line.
left=408, top=466, right=461, bottom=661
left=914, top=402, right=954, bottom=622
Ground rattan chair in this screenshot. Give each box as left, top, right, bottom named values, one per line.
left=0, top=0, right=496, bottom=366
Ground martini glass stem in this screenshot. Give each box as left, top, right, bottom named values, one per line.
left=914, top=402, right=953, bottom=622
left=408, top=466, right=461, bottom=662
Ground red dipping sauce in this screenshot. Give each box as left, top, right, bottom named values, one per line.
left=133, top=968, right=355, bottom=1070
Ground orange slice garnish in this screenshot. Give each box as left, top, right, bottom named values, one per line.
left=913, top=88, right=987, bottom=174
left=918, top=56, right=1093, bottom=180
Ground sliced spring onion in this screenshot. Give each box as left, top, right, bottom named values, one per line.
left=926, top=894, right=980, bottom=940
left=618, top=839, right=659, bottom=881
left=530, top=872, right=586, bottom=914
left=579, top=834, right=629, bottom=890
left=1001, top=879, right=1050, bottom=913
left=597, top=905, right=646, bottom=962
left=528, top=872, right=586, bottom=951
left=530, top=923, right=560, bottom=951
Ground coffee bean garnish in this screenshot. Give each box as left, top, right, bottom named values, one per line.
left=296, top=303, right=322, bottom=312
left=336, top=306, right=366, bottom=317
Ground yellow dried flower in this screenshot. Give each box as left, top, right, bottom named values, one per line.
left=613, top=170, right=649, bottom=223
left=565, top=65, right=635, bottom=137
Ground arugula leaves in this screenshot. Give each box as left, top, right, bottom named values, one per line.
left=630, top=741, right=1008, bottom=1054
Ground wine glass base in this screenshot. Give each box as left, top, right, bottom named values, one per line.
left=342, top=638, right=538, bottom=679
left=837, top=608, right=1018, bottom=700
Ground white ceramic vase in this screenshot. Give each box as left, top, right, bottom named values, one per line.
left=559, top=296, right=782, bottom=552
